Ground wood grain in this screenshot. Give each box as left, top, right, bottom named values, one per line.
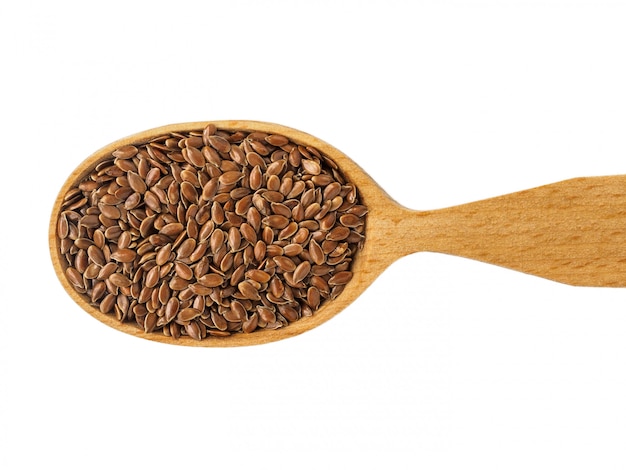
left=49, top=121, right=626, bottom=346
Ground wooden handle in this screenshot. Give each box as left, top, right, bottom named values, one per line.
left=392, top=175, right=626, bottom=287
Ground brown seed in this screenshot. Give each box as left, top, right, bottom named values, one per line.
left=323, top=182, right=342, bottom=200
left=57, top=213, right=70, bottom=239
left=266, top=174, right=280, bottom=191
left=270, top=202, right=291, bottom=218
left=262, top=215, right=289, bottom=229
left=319, top=212, right=336, bottom=231
left=124, top=192, right=142, bottom=210
left=219, top=251, right=234, bottom=272
left=198, top=273, right=223, bottom=288
left=328, top=271, right=353, bottom=286
left=176, top=238, right=196, bottom=259
left=239, top=222, right=257, bottom=244
left=266, top=244, right=284, bottom=257
left=265, top=134, right=289, bottom=146
left=246, top=207, right=261, bottom=231
left=169, top=276, right=190, bottom=291
left=312, top=174, right=335, bottom=186
left=262, top=191, right=284, bottom=203
left=180, top=181, right=198, bottom=203
left=266, top=160, right=286, bottom=176
left=100, top=293, right=116, bottom=313
left=301, top=159, right=321, bottom=175
left=155, top=243, right=172, bottom=266
left=278, top=222, right=298, bottom=240
left=219, top=171, right=243, bottom=185
left=274, top=256, right=296, bottom=272
left=164, top=297, right=180, bottom=322
left=211, top=311, right=228, bottom=331
left=211, top=201, right=225, bottom=225
left=91, top=281, right=107, bottom=302
left=145, top=167, right=161, bottom=187
left=138, top=214, right=157, bottom=238
left=287, top=180, right=306, bottom=199
left=185, top=321, right=202, bottom=340
left=201, top=178, right=218, bottom=201
left=87, top=245, right=106, bottom=266
left=235, top=195, right=253, bottom=216
left=160, top=223, right=184, bottom=237
left=110, top=248, right=137, bottom=263
left=249, top=165, right=263, bottom=190
left=327, top=226, right=351, bottom=241
left=292, top=227, right=310, bottom=245
left=198, top=220, right=215, bottom=241
left=97, top=262, right=117, bottom=280
left=246, top=269, right=271, bottom=283
left=143, top=191, right=161, bottom=212
left=117, top=231, right=132, bottom=250
left=99, top=204, right=121, bottom=220
left=80, top=215, right=100, bottom=229
left=307, top=286, right=321, bottom=309
left=141, top=266, right=159, bottom=290
left=293, top=261, right=311, bottom=284
left=127, top=171, right=147, bottom=194
left=174, top=262, right=194, bottom=280
left=112, top=145, right=139, bottom=159
left=109, top=273, right=132, bottom=288
left=253, top=240, right=266, bottom=262
left=183, top=147, right=205, bottom=167
left=242, top=312, right=258, bottom=333
left=178, top=307, right=202, bottom=322
left=210, top=228, right=225, bottom=254
left=257, top=306, right=277, bottom=323
left=65, top=267, right=84, bottom=289
left=75, top=249, right=89, bottom=273
left=158, top=281, right=171, bottom=305
left=238, top=280, right=261, bottom=300
left=339, top=213, right=362, bottom=227
left=189, top=242, right=208, bottom=262
left=248, top=139, right=269, bottom=155
left=309, top=239, right=325, bottom=265
left=189, top=283, right=213, bottom=295
left=203, top=123, right=217, bottom=140
left=208, top=135, right=231, bottom=153
left=83, top=263, right=101, bottom=280
left=225, top=301, right=246, bottom=322
left=279, top=305, right=299, bottom=322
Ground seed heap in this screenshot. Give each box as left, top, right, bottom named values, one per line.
left=57, top=124, right=367, bottom=340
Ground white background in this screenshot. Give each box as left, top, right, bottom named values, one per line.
left=2, top=1, right=626, bottom=468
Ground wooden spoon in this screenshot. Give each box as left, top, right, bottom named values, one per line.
left=49, top=120, right=626, bottom=347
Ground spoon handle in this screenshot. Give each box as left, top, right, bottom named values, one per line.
left=395, top=175, right=626, bottom=287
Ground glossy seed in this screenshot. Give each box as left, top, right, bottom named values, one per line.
left=246, top=269, right=271, bottom=283
left=110, top=248, right=136, bottom=263
left=262, top=215, right=289, bottom=229
left=293, top=261, right=311, bottom=284
left=198, top=273, right=223, bottom=288
left=219, top=171, right=243, bottom=185
left=274, top=256, right=296, bottom=272
left=328, top=271, right=353, bottom=286
left=178, top=307, right=202, bottom=322
left=109, top=273, right=132, bottom=288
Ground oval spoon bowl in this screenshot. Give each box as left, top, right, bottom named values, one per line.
left=49, top=121, right=401, bottom=347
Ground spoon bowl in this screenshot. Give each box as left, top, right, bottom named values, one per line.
left=50, top=121, right=626, bottom=346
